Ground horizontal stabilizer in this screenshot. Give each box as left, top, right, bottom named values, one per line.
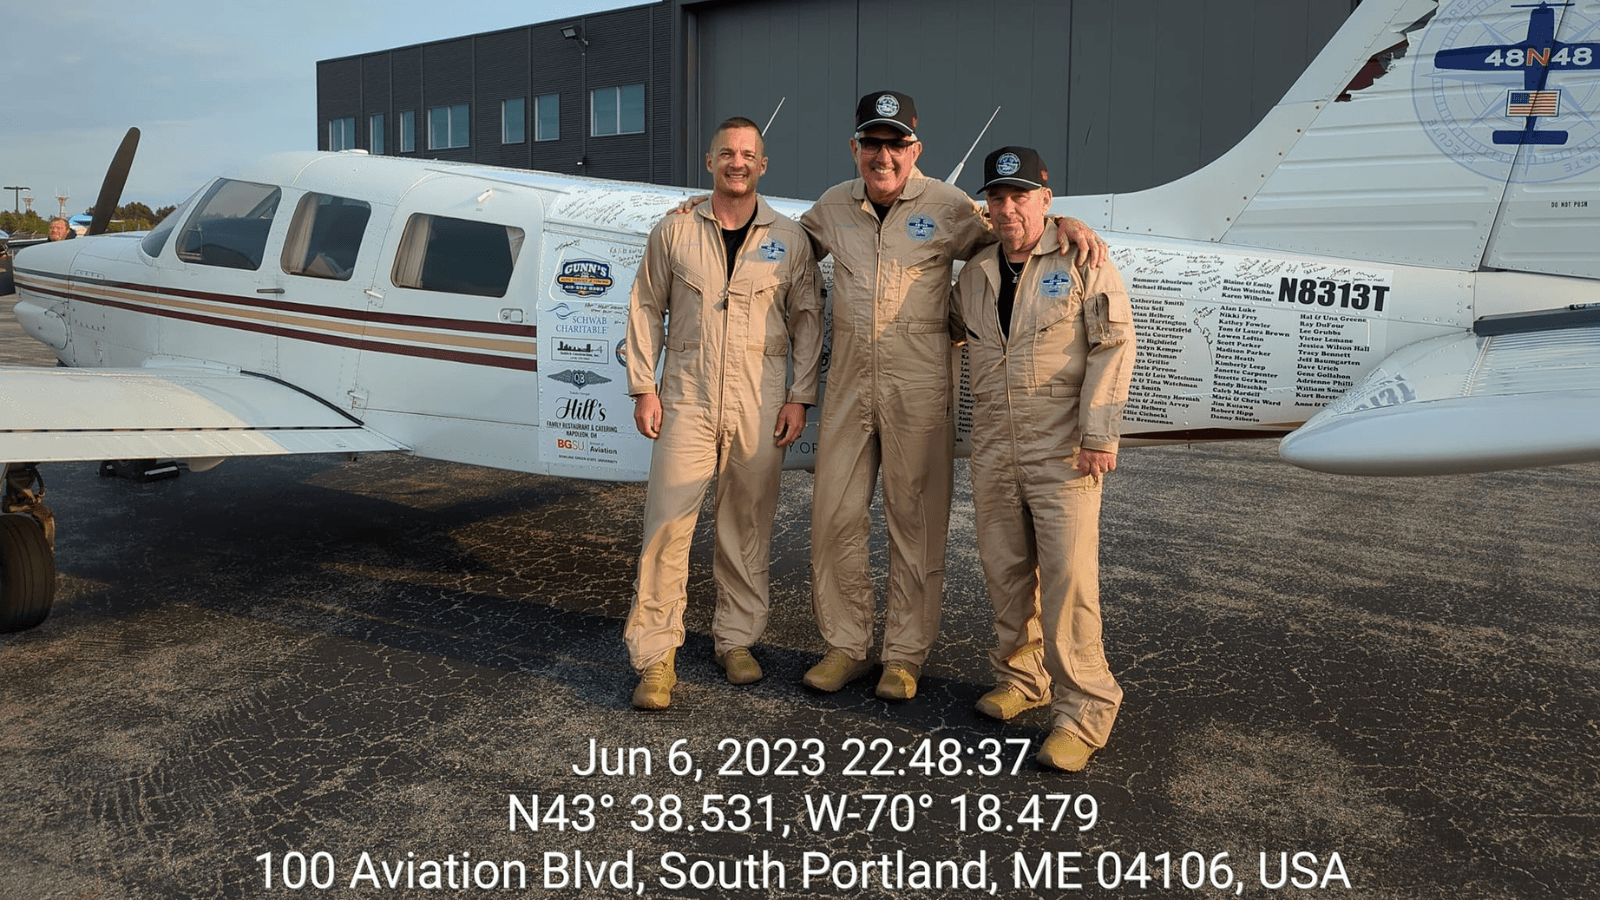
left=1279, top=324, right=1600, bottom=475
left=0, top=366, right=406, bottom=463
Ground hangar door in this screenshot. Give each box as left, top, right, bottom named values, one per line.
left=685, top=0, right=1354, bottom=202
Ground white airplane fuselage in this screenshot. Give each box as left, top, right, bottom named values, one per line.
left=10, top=146, right=1593, bottom=482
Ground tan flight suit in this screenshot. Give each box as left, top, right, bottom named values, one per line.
left=951, top=227, right=1136, bottom=749
left=801, top=169, right=991, bottom=667
left=624, top=197, right=823, bottom=671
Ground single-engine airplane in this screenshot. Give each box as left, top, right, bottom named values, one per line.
left=6, top=0, right=1599, bottom=633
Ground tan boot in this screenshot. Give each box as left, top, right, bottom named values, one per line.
left=975, top=683, right=1049, bottom=721
left=875, top=661, right=920, bottom=700
left=718, top=647, right=763, bottom=685
left=632, top=650, right=677, bottom=710
left=1036, top=727, right=1093, bottom=772
left=802, top=648, right=872, bottom=692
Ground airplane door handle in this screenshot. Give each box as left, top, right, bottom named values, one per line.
left=257, top=287, right=285, bottom=294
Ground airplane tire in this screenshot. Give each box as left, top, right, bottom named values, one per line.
left=0, top=513, right=56, bottom=633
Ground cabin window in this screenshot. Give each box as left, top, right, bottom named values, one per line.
left=591, top=84, right=644, bottom=136
left=535, top=93, right=559, bottom=142
left=502, top=99, right=525, bottom=144
left=400, top=110, right=416, bottom=153
left=174, top=179, right=282, bottom=271
left=139, top=186, right=201, bottom=260
left=329, top=117, right=356, bottom=151
left=281, top=193, right=372, bottom=281
left=391, top=214, right=524, bottom=298
left=428, top=104, right=470, bottom=150
left=369, top=114, right=385, bottom=155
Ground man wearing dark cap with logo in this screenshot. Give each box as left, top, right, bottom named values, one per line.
left=951, top=146, right=1135, bottom=771
left=799, top=92, right=1108, bottom=702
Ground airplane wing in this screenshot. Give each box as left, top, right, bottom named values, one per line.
left=0, top=366, right=407, bottom=463
left=1279, top=314, right=1600, bottom=476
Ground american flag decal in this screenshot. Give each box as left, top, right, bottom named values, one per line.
left=1507, top=90, right=1561, bottom=117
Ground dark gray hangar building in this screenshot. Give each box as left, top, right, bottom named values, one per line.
left=317, top=0, right=1360, bottom=202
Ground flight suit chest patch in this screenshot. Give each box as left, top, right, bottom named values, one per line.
left=1040, top=270, right=1073, bottom=298
left=906, top=214, right=937, bottom=242
left=758, top=237, right=787, bottom=261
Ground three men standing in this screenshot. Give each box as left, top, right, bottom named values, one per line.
left=953, top=147, right=1136, bottom=771
left=623, top=117, right=823, bottom=710
left=624, top=102, right=1132, bottom=773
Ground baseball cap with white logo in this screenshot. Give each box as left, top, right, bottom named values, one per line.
left=854, top=90, right=919, bottom=140
left=978, top=145, right=1049, bottom=194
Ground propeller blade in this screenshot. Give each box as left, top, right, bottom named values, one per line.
left=88, top=128, right=140, bottom=236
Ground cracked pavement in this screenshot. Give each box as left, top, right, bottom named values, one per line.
left=1, top=295, right=1595, bottom=899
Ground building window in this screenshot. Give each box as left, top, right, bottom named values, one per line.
left=391, top=214, right=525, bottom=298
left=400, top=110, right=415, bottom=153
left=591, top=84, right=644, bottom=136
left=428, top=104, right=470, bottom=150
left=535, top=93, right=559, bottom=142
left=502, top=98, right=525, bottom=144
left=369, top=114, right=385, bottom=155
left=329, top=117, right=355, bottom=150
left=281, top=193, right=372, bottom=281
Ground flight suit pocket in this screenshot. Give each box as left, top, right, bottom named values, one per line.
left=894, top=249, right=946, bottom=319
left=1033, top=297, right=1086, bottom=387
left=661, top=338, right=704, bottom=405
left=1089, top=289, right=1133, bottom=344
left=672, top=261, right=707, bottom=294
left=759, top=336, right=789, bottom=396
left=886, top=320, right=953, bottom=383
left=883, top=320, right=954, bottom=431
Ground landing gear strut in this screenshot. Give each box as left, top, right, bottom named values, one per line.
left=1, top=463, right=57, bottom=633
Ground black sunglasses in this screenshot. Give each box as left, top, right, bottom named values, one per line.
left=856, top=136, right=917, bottom=153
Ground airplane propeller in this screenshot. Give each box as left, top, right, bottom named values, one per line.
left=88, top=127, right=140, bottom=237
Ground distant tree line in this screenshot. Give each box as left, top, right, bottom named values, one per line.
left=1, top=202, right=176, bottom=238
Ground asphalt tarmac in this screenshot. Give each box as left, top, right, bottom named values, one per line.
left=0, top=293, right=1595, bottom=900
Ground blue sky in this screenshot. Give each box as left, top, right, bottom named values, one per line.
left=1, top=0, right=638, bottom=211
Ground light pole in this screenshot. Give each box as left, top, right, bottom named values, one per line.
left=563, top=25, right=589, bottom=172
left=3, top=186, right=29, bottom=214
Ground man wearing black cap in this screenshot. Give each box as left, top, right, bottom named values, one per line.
left=799, top=92, right=1108, bottom=702
left=952, top=146, right=1135, bottom=772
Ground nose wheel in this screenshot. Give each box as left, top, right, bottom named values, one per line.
left=1, top=463, right=57, bottom=633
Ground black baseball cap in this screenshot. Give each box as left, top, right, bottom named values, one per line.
left=854, top=91, right=918, bottom=140
left=978, top=146, right=1049, bottom=194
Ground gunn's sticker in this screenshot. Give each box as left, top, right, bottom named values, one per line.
left=557, top=260, right=614, bottom=297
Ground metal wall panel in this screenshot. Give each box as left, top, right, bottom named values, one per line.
left=314, top=6, right=671, bottom=183
left=686, top=0, right=1353, bottom=200
left=1148, top=0, right=1208, bottom=183
left=475, top=29, right=531, bottom=169
left=391, top=47, right=424, bottom=156
left=360, top=59, right=391, bottom=154
left=316, top=58, right=362, bottom=151
left=689, top=0, right=860, bottom=196
left=315, top=0, right=1356, bottom=195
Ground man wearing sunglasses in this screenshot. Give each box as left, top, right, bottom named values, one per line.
left=801, top=92, right=1108, bottom=702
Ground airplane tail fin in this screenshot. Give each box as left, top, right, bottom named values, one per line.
left=1102, top=0, right=1600, bottom=281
